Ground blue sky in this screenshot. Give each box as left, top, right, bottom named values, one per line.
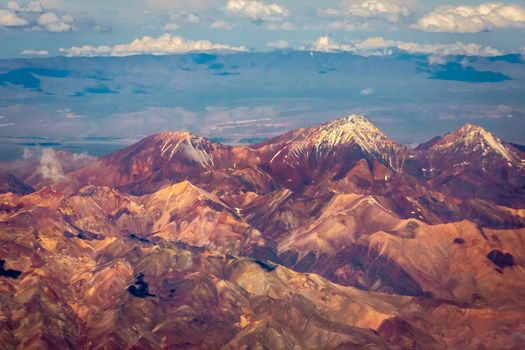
left=1, top=0, right=525, bottom=57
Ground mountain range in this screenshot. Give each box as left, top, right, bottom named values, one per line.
left=1, top=114, right=524, bottom=349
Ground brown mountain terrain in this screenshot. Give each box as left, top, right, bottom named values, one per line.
left=0, top=172, right=34, bottom=195
left=1, top=114, right=525, bottom=349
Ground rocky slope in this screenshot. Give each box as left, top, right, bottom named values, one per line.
left=1, top=188, right=524, bottom=349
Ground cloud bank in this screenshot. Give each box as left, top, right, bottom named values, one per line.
left=309, top=36, right=504, bottom=57
left=226, top=0, right=289, bottom=22
left=414, top=2, right=525, bottom=33
left=21, top=49, right=49, bottom=55
left=60, top=33, right=247, bottom=57
left=321, top=0, right=414, bottom=23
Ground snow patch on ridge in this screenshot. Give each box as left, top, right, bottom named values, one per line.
left=154, top=132, right=216, bottom=168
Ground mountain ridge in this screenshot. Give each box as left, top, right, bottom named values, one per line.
left=56, top=114, right=524, bottom=207
left=2, top=113, right=524, bottom=349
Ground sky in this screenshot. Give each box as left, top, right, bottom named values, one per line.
left=1, top=0, right=525, bottom=58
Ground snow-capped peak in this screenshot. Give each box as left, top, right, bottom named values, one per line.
left=265, top=114, right=407, bottom=171
left=289, top=114, right=400, bottom=155
left=433, top=123, right=515, bottom=162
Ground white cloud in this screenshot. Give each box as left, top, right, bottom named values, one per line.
left=60, top=45, right=112, bottom=56
left=183, top=13, right=200, bottom=23
left=59, top=33, right=247, bottom=57
left=23, top=147, right=33, bottom=160
left=38, top=148, right=66, bottom=181
left=21, top=49, right=49, bottom=55
left=26, top=148, right=95, bottom=181
left=226, top=0, right=288, bottom=22
left=0, top=9, right=28, bottom=26
left=310, top=36, right=353, bottom=52
left=321, top=0, right=413, bottom=22
left=360, top=88, right=373, bottom=95
left=348, top=0, right=412, bottom=21
left=7, top=1, right=20, bottom=11
left=8, top=1, right=44, bottom=13
left=163, top=22, right=179, bottom=30
left=390, top=39, right=503, bottom=56
left=267, top=39, right=290, bottom=49
left=210, top=20, right=234, bottom=29
left=414, top=3, right=525, bottom=33
left=37, top=11, right=76, bottom=32
left=308, top=35, right=504, bottom=57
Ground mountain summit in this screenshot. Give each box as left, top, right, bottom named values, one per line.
left=262, top=114, right=401, bottom=155
left=292, top=114, right=404, bottom=158
left=416, top=123, right=525, bottom=207
left=426, top=123, right=518, bottom=164
left=253, top=114, right=410, bottom=188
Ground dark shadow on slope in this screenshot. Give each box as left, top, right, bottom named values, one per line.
left=128, top=273, right=155, bottom=298
left=0, top=259, right=22, bottom=279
